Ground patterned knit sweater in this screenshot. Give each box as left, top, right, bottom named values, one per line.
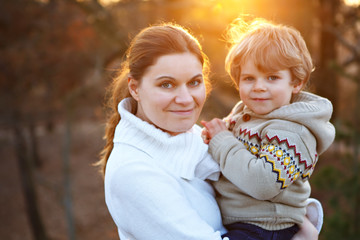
left=209, top=91, right=335, bottom=231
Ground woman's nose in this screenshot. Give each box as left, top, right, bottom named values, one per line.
left=175, top=86, right=193, bottom=104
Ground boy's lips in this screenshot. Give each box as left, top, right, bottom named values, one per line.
left=251, top=98, right=269, bottom=101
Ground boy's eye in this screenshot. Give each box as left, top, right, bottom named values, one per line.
left=243, top=76, right=254, bottom=81
left=268, top=76, right=278, bottom=81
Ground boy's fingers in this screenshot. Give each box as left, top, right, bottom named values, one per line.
left=201, top=132, right=210, bottom=144
left=200, top=120, right=208, bottom=127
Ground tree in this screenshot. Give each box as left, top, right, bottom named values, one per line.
left=314, top=0, right=340, bottom=118
left=0, top=1, right=105, bottom=239
left=311, top=1, right=360, bottom=239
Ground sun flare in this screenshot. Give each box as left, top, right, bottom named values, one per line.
left=344, top=0, right=360, bottom=7
left=99, top=0, right=121, bottom=5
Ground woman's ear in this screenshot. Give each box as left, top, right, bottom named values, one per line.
left=128, top=77, right=140, bottom=101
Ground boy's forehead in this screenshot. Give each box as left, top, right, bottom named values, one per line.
left=240, top=53, right=289, bottom=73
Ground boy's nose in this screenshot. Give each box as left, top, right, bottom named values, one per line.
left=253, top=79, right=266, bottom=91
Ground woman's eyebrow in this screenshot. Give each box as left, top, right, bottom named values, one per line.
left=155, top=73, right=203, bottom=81
left=191, top=74, right=203, bottom=79
left=155, top=76, right=175, bottom=81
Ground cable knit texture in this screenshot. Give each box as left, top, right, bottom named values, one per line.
left=210, top=91, right=335, bottom=231
left=105, top=98, right=227, bottom=240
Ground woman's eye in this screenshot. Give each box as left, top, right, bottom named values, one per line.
left=188, top=79, right=201, bottom=87
left=161, top=82, right=173, bottom=89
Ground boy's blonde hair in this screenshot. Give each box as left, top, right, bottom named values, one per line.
left=225, top=18, right=314, bottom=89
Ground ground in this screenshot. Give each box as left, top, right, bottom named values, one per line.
left=0, top=118, right=118, bottom=240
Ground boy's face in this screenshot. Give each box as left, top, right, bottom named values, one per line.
left=238, top=59, right=302, bottom=115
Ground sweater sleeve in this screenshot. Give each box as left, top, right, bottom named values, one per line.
left=208, top=126, right=317, bottom=200
left=106, top=159, right=224, bottom=240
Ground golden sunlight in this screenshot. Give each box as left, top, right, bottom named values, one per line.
left=213, top=2, right=223, bottom=13
left=344, top=0, right=360, bottom=7
left=99, top=0, right=121, bottom=5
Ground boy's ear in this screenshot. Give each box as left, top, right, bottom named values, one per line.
left=128, top=77, right=140, bottom=101
left=292, top=81, right=303, bottom=94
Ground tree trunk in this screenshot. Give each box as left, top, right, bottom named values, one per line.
left=353, top=72, right=360, bottom=236
left=12, top=115, right=48, bottom=240
left=63, top=99, right=77, bottom=240
left=316, top=0, right=340, bottom=119
left=29, top=121, right=42, bottom=168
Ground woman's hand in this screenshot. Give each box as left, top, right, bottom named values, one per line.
left=291, top=217, right=318, bottom=240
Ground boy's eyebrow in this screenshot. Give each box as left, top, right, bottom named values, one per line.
left=266, top=70, right=286, bottom=75
left=240, top=72, right=252, bottom=76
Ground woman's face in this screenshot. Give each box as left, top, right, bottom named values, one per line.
left=129, top=52, right=206, bottom=135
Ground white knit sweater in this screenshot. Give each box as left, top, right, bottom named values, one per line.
left=104, top=98, right=227, bottom=240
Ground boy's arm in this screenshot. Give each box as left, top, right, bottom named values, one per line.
left=208, top=130, right=281, bottom=200
left=207, top=124, right=317, bottom=200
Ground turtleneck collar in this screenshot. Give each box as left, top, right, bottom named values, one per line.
left=113, top=98, right=220, bottom=181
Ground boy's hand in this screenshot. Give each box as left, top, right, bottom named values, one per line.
left=201, top=127, right=211, bottom=144
left=201, top=118, right=228, bottom=144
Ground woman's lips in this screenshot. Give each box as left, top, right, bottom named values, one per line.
left=169, top=109, right=194, bottom=116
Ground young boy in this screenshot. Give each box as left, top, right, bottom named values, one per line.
left=201, top=18, right=336, bottom=240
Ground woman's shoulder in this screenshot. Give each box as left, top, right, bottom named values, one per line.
left=104, top=146, right=183, bottom=202
left=105, top=143, right=153, bottom=179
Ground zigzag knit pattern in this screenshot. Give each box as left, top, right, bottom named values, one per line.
left=237, top=128, right=318, bottom=189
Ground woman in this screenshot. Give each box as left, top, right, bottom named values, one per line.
left=97, top=22, right=320, bottom=240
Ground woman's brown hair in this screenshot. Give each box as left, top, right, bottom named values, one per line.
left=96, top=23, right=211, bottom=176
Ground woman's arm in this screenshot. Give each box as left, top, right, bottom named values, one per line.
left=291, top=216, right=318, bottom=240
left=291, top=198, right=323, bottom=240
left=106, top=159, right=224, bottom=240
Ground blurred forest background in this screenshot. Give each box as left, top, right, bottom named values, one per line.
left=0, top=0, right=359, bottom=239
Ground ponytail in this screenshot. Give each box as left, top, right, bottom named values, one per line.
left=96, top=65, right=130, bottom=176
